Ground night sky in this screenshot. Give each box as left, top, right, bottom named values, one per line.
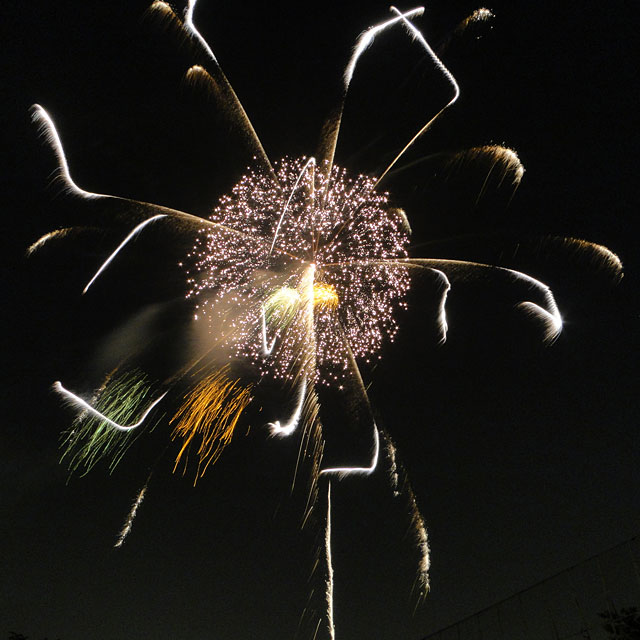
left=2, top=1, right=638, bottom=639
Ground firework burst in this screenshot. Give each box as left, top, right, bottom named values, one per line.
left=28, top=1, right=622, bottom=637
left=186, top=156, right=411, bottom=384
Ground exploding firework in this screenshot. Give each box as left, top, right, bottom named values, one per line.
left=28, top=1, right=622, bottom=637
left=186, top=156, right=411, bottom=384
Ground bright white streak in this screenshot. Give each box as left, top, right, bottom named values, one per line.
left=376, top=8, right=461, bottom=183
left=430, top=268, right=450, bottom=343
left=325, top=481, right=336, bottom=640
left=428, top=258, right=563, bottom=342
left=53, top=381, right=167, bottom=432
left=269, top=156, right=316, bottom=257
left=267, top=376, right=307, bottom=437
left=326, top=257, right=564, bottom=343
left=389, top=6, right=459, bottom=105
left=184, top=0, right=218, bottom=63
left=31, top=105, right=103, bottom=200
left=344, top=7, right=425, bottom=89
left=514, top=275, right=563, bottom=342
left=82, top=215, right=167, bottom=294
left=320, top=424, right=380, bottom=478
left=260, top=306, right=278, bottom=355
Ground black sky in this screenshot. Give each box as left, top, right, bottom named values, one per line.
left=2, top=1, right=638, bottom=639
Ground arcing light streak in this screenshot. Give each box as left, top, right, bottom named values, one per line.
left=260, top=306, right=278, bottom=355
left=267, top=376, right=307, bottom=437
left=82, top=215, right=167, bottom=293
left=59, top=371, right=163, bottom=476
left=320, top=425, right=380, bottom=478
left=376, top=7, right=462, bottom=183
left=26, top=228, right=75, bottom=256
left=344, top=7, right=425, bottom=89
left=31, top=105, right=103, bottom=200
left=31, top=104, right=268, bottom=258
left=428, top=258, right=563, bottom=342
left=327, top=257, right=564, bottom=342
left=319, top=6, right=427, bottom=180
left=430, top=268, right=451, bottom=343
left=269, top=156, right=316, bottom=256
left=54, top=381, right=167, bottom=431
left=421, top=258, right=563, bottom=341
left=184, top=0, right=218, bottom=63
left=390, top=6, right=459, bottom=106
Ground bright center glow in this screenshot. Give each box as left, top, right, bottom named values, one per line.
left=186, top=157, right=411, bottom=383
left=313, top=282, right=339, bottom=310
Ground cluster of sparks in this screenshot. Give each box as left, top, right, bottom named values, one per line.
left=171, top=367, right=253, bottom=482
left=186, top=157, right=410, bottom=384
left=28, top=1, right=623, bottom=638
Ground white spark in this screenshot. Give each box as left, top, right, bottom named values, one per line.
left=54, top=381, right=167, bottom=431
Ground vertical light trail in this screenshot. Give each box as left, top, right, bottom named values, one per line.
left=260, top=305, right=278, bottom=355
left=430, top=268, right=451, bottom=343
left=382, top=432, right=431, bottom=598
left=325, top=480, right=336, bottom=640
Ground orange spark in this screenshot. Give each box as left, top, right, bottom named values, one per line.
left=171, top=367, right=252, bottom=483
